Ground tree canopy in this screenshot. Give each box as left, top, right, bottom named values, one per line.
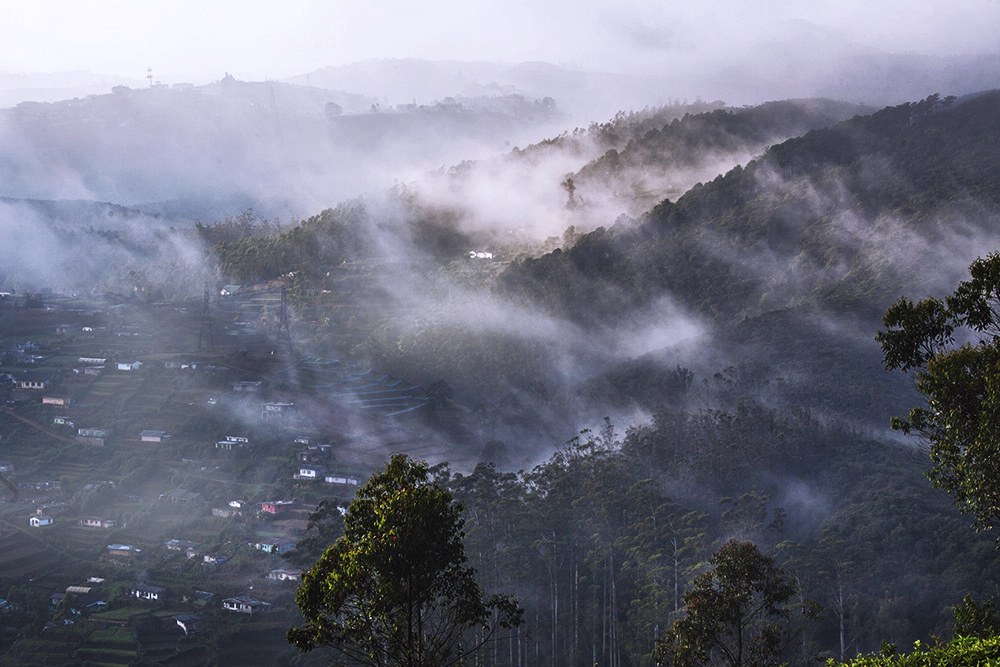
left=287, top=453, right=522, bottom=666
left=876, top=253, right=1000, bottom=533
left=653, top=539, right=815, bottom=667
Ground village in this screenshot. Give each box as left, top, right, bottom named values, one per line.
left=0, top=286, right=428, bottom=665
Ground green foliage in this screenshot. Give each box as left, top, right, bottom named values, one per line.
left=287, top=453, right=523, bottom=666
left=876, top=253, right=1000, bottom=533
left=652, top=540, right=816, bottom=667
left=951, top=594, right=1000, bottom=639
left=827, top=636, right=1000, bottom=666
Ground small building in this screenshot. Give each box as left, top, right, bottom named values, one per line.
left=165, top=539, right=201, bottom=551
left=30, top=515, right=53, bottom=527
left=174, top=613, right=201, bottom=635
left=140, top=430, right=167, bottom=442
left=165, top=488, right=203, bottom=504
left=78, top=516, right=116, bottom=529
left=324, top=474, right=360, bottom=487
left=131, top=584, right=165, bottom=601
left=262, top=401, right=295, bottom=421
left=296, top=465, right=326, bottom=480
left=42, top=395, right=74, bottom=406
left=222, top=596, right=271, bottom=615
left=260, top=500, right=295, bottom=514
left=78, top=357, right=107, bottom=365
left=267, top=569, right=300, bottom=582
left=253, top=538, right=296, bottom=555
left=231, top=381, right=262, bottom=393
left=106, top=544, right=137, bottom=558
left=0, top=461, right=13, bottom=473
left=216, top=435, right=249, bottom=450
left=116, top=360, right=142, bottom=371
left=77, top=427, right=112, bottom=439
left=298, top=444, right=332, bottom=463
left=16, top=371, right=55, bottom=390
left=202, top=553, right=227, bottom=564
left=220, top=285, right=241, bottom=296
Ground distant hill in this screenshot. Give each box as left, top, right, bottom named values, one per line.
left=0, top=75, right=563, bottom=221
left=497, top=92, right=1000, bottom=421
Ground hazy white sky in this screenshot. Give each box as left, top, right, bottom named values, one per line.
left=2, top=0, right=999, bottom=81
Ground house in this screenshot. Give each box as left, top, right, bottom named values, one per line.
left=295, top=465, right=326, bottom=480
left=202, top=553, right=227, bottom=564
left=131, top=584, right=165, bottom=601
left=216, top=435, right=249, bottom=450
left=30, top=515, right=53, bottom=527
left=220, top=285, right=241, bottom=296
left=42, top=395, right=74, bottom=406
left=260, top=500, right=295, bottom=514
left=324, top=474, right=361, bottom=487
left=77, top=427, right=112, bottom=445
left=267, top=569, right=300, bottom=582
left=62, top=585, right=101, bottom=608
left=165, top=539, right=200, bottom=551
left=262, top=401, right=295, bottom=421
left=52, top=416, right=73, bottom=426
left=116, top=360, right=142, bottom=371
left=106, top=544, right=137, bottom=558
left=174, top=613, right=201, bottom=635
left=78, top=516, right=116, bottom=529
left=140, top=430, right=167, bottom=442
left=55, top=324, right=73, bottom=334
left=165, top=488, right=202, bottom=504
left=16, top=371, right=55, bottom=390
left=222, top=596, right=271, bottom=615
left=253, top=537, right=296, bottom=555
left=231, top=381, right=262, bottom=393
left=298, top=444, right=332, bottom=463
left=0, top=461, right=12, bottom=473
left=77, top=427, right=112, bottom=439
left=78, top=357, right=106, bottom=365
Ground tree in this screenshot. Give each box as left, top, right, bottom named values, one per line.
left=652, top=540, right=816, bottom=667
left=287, top=453, right=523, bottom=666
left=876, top=253, right=1000, bottom=533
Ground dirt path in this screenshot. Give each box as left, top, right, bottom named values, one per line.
left=1, top=406, right=79, bottom=443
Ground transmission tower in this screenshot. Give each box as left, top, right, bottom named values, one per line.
left=198, top=283, right=214, bottom=352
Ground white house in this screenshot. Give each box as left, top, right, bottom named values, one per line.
left=140, top=430, right=167, bottom=442
left=116, top=361, right=142, bottom=371
left=324, top=474, right=360, bottom=487
left=296, top=465, right=326, bottom=480
left=30, top=515, right=54, bottom=527
left=252, top=538, right=296, bottom=555
left=131, top=584, right=165, bottom=601
left=222, top=596, right=270, bottom=614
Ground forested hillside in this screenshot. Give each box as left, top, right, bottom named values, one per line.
left=4, top=91, right=1000, bottom=666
